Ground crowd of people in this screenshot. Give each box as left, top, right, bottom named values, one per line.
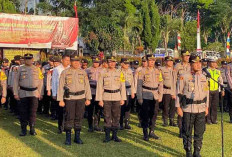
left=0, top=50, right=232, bottom=157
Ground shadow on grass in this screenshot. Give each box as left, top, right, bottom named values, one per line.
left=119, top=130, right=185, bottom=157
left=0, top=110, right=181, bottom=157
left=130, top=114, right=180, bottom=137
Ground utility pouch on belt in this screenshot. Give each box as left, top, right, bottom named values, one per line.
left=182, top=95, right=187, bottom=107
left=178, top=94, right=186, bottom=107
left=64, top=86, right=70, bottom=98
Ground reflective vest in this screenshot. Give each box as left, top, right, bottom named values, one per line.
left=208, top=68, right=221, bottom=91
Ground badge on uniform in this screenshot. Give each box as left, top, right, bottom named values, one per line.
left=189, top=82, right=195, bottom=91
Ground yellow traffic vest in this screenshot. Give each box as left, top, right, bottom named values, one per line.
left=208, top=68, right=221, bottom=91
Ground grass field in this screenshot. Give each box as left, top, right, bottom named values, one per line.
left=0, top=109, right=232, bottom=157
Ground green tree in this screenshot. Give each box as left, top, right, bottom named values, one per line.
left=141, top=0, right=152, bottom=51
left=181, top=20, right=197, bottom=51
left=149, top=1, right=160, bottom=51
left=0, top=0, right=17, bottom=13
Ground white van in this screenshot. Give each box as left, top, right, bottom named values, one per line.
left=155, top=48, right=174, bottom=57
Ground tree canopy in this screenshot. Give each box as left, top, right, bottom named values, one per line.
left=1, top=0, right=232, bottom=54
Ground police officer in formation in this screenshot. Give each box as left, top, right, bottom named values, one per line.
left=1, top=58, right=9, bottom=109
left=175, top=50, right=191, bottom=138
left=0, top=64, right=7, bottom=107
left=85, top=56, right=103, bottom=132
left=160, top=56, right=177, bottom=127
left=119, top=58, right=135, bottom=130
left=2, top=51, right=232, bottom=157
left=96, top=56, right=126, bottom=143
left=46, top=56, right=61, bottom=120
left=176, top=54, right=209, bottom=157
left=137, top=54, right=163, bottom=141
left=13, top=54, right=44, bottom=136
left=52, top=54, right=70, bottom=133
left=206, top=58, right=223, bottom=124
left=57, top=54, right=91, bottom=145
left=134, top=56, right=147, bottom=127
left=8, top=55, right=23, bottom=115
left=40, top=56, right=54, bottom=116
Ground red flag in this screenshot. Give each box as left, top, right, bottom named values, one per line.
left=74, top=0, right=78, bottom=18
left=197, top=10, right=200, bottom=28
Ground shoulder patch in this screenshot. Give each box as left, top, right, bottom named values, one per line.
left=0, top=71, right=7, bottom=81
left=159, top=72, right=163, bottom=82
left=120, top=72, right=125, bottom=82
left=38, top=68, right=44, bottom=79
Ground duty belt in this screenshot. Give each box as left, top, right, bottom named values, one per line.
left=186, top=97, right=207, bottom=104
left=223, top=82, right=227, bottom=84
left=163, top=85, right=171, bottom=89
left=20, top=86, right=37, bottom=91
left=104, top=89, right=120, bottom=93
left=69, top=90, right=85, bottom=96
left=142, top=85, right=158, bottom=91
left=90, top=84, right=97, bottom=89
left=126, top=85, right=131, bottom=89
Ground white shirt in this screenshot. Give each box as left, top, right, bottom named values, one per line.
left=52, top=64, right=69, bottom=97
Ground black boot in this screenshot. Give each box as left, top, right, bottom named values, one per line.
left=186, top=150, right=193, bottom=157
left=193, top=151, right=201, bottom=157
left=103, top=128, right=111, bottom=143
left=149, top=129, right=160, bottom=140
left=19, top=124, right=27, bottom=136
left=74, top=130, right=83, bottom=144
left=125, top=119, right=131, bottom=130
left=94, top=125, right=103, bottom=132
left=119, top=124, right=124, bottom=130
left=163, top=118, right=168, bottom=127
left=111, top=129, right=122, bottom=142
left=88, top=125, right=94, bottom=132
left=169, top=118, right=177, bottom=127
left=58, top=125, right=63, bottom=134
left=30, top=125, right=37, bottom=136
left=65, top=130, right=71, bottom=145
left=143, top=128, right=149, bottom=141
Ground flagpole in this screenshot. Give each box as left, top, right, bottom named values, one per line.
left=226, top=32, right=230, bottom=58
left=197, top=10, right=202, bottom=57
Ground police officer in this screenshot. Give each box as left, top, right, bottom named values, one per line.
left=100, top=59, right=108, bottom=69
left=8, top=55, right=22, bottom=115
left=96, top=56, right=126, bottom=143
left=41, top=56, right=54, bottom=116
left=57, top=54, right=91, bottom=145
left=47, top=56, right=61, bottom=120
left=134, top=56, right=147, bottom=127
left=176, top=54, right=209, bottom=157
left=119, top=58, right=135, bottom=130
left=218, top=61, right=230, bottom=112
left=52, top=54, right=70, bottom=133
left=137, top=54, right=163, bottom=141
left=1, top=58, right=10, bottom=110
left=81, top=59, right=88, bottom=70
left=160, top=56, right=177, bottom=127
left=175, top=50, right=191, bottom=138
left=13, top=54, right=44, bottom=136
left=201, top=58, right=208, bottom=68
left=155, top=59, right=162, bottom=69
left=1, top=58, right=10, bottom=77
left=131, top=60, right=139, bottom=74
left=85, top=56, right=103, bottom=132
left=0, top=68, right=7, bottom=108
left=130, top=60, right=139, bottom=113
left=175, top=59, right=181, bottom=65
left=206, top=58, right=223, bottom=124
